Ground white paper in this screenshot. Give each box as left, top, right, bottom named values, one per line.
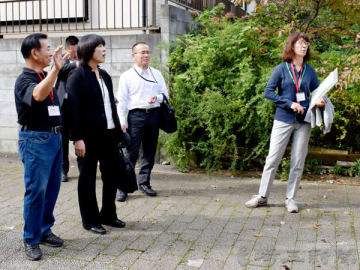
left=308, top=68, right=338, bottom=109
left=304, top=68, right=338, bottom=123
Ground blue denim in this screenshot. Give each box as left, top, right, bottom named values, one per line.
left=18, top=130, right=62, bottom=245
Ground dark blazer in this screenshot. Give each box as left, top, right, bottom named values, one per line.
left=67, top=64, right=124, bottom=142
left=56, top=59, right=77, bottom=107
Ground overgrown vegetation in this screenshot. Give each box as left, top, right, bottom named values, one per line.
left=165, top=2, right=360, bottom=173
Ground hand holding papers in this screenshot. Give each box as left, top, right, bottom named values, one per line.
left=308, top=68, right=338, bottom=109
left=304, top=68, right=338, bottom=133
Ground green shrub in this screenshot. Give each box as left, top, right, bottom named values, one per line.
left=165, top=4, right=360, bottom=172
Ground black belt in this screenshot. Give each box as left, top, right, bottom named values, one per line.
left=130, top=107, right=159, bottom=114
left=21, top=125, right=63, bottom=134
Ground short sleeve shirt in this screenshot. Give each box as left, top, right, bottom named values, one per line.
left=14, top=67, right=62, bottom=130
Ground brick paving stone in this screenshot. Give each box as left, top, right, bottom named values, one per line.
left=199, top=258, right=224, bottom=270
left=2, top=155, right=360, bottom=269
left=130, top=258, right=158, bottom=270
left=139, top=242, right=169, bottom=261
left=246, top=264, right=267, bottom=269
left=168, top=240, right=193, bottom=257
left=178, top=229, right=202, bottom=242
left=206, top=243, right=232, bottom=261
left=127, top=235, right=155, bottom=252
left=112, top=249, right=142, bottom=268
left=155, top=253, right=182, bottom=270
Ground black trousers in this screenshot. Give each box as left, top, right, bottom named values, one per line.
left=61, top=100, right=70, bottom=174
left=125, top=109, right=159, bottom=187
left=77, top=129, right=120, bottom=226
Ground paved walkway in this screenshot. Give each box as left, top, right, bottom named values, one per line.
left=0, top=154, right=360, bottom=269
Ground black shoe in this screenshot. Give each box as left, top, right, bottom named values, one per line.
left=116, top=190, right=127, bottom=202
left=61, top=172, right=68, bottom=182
left=102, top=218, right=126, bottom=228
left=24, top=242, right=42, bottom=261
left=83, top=224, right=106, bottom=235
left=40, top=233, right=64, bottom=247
left=139, top=184, right=157, bottom=197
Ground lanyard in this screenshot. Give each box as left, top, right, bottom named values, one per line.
left=133, top=67, right=158, bottom=84
left=25, top=67, right=54, bottom=104
left=286, top=62, right=306, bottom=93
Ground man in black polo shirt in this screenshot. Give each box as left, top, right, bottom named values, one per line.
left=14, top=33, right=69, bottom=261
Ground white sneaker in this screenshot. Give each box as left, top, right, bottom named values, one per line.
left=285, top=198, right=299, bottom=213
left=245, top=195, right=267, bottom=208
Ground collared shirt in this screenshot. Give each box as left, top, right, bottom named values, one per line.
left=14, top=67, right=62, bottom=130
left=98, top=78, right=115, bottom=129
left=116, top=64, right=169, bottom=126
left=264, top=62, right=319, bottom=123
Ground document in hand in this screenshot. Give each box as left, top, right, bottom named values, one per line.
left=308, top=68, right=338, bottom=110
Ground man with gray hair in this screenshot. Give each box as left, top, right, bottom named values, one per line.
left=116, top=42, right=169, bottom=202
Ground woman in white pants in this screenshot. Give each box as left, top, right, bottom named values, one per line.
left=245, top=32, right=325, bottom=213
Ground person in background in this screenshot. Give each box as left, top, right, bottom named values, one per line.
left=55, top=35, right=79, bottom=182
left=15, top=33, right=68, bottom=260
left=67, top=34, right=126, bottom=235
left=116, top=42, right=169, bottom=202
left=245, top=32, right=325, bottom=213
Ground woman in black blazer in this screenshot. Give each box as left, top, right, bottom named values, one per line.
left=67, top=34, right=125, bottom=234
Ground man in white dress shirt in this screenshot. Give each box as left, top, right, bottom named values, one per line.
left=116, top=42, right=169, bottom=201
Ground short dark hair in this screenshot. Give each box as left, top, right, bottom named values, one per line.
left=282, top=32, right=311, bottom=63
left=65, top=35, right=79, bottom=48
left=77, top=34, right=105, bottom=64
left=21, top=33, right=48, bottom=59
left=132, top=42, right=148, bottom=52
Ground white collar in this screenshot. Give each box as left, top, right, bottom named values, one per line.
left=133, top=64, right=150, bottom=75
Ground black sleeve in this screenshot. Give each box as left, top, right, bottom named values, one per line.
left=15, top=76, right=37, bottom=107
left=59, top=62, right=77, bottom=79
left=67, top=68, right=84, bottom=141
left=55, top=62, right=77, bottom=89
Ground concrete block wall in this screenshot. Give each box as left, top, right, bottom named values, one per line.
left=0, top=33, right=161, bottom=153
left=0, top=2, right=193, bottom=153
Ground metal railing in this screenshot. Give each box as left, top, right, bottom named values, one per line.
left=168, top=0, right=247, bottom=15
left=167, top=0, right=216, bottom=10
left=0, top=0, right=159, bottom=34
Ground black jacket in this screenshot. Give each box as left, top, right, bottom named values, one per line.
left=67, top=64, right=124, bottom=142
left=56, top=59, right=77, bottom=107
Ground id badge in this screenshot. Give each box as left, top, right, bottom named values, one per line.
left=48, top=106, right=61, bottom=116
left=296, top=92, right=306, bottom=102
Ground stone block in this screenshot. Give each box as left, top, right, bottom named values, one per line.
left=110, top=62, right=133, bottom=77
left=111, top=48, right=132, bottom=62
left=0, top=127, right=17, bottom=140
left=0, top=64, right=22, bottom=77
left=0, top=100, right=17, bottom=116
left=176, top=22, right=189, bottom=36
left=0, top=77, right=17, bottom=91
left=135, top=34, right=161, bottom=49
left=0, top=139, right=17, bottom=153
left=0, top=113, right=17, bottom=127
left=16, top=51, right=25, bottom=64
left=111, top=35, right=136, bottom=49
left=0, top=89, right=15, bottom=102
left=0, top=51, right=17, bottom=65
left=0, top=39, right=18, bottom=51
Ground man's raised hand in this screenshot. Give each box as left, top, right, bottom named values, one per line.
left=53, top=45, right=70, bottom=71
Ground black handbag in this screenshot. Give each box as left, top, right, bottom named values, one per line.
left=159, top=94, right=177, bottom=133
left=117, top=143, right=138, bottom=193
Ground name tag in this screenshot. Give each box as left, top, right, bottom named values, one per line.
left=296, top=92, right=306, bottom=102
left=48, top=106, right=61, bottom=116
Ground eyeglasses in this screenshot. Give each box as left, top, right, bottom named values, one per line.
left=134, top=51, right=151, bottom=55
left=295, top=40, right=310, bottom=47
